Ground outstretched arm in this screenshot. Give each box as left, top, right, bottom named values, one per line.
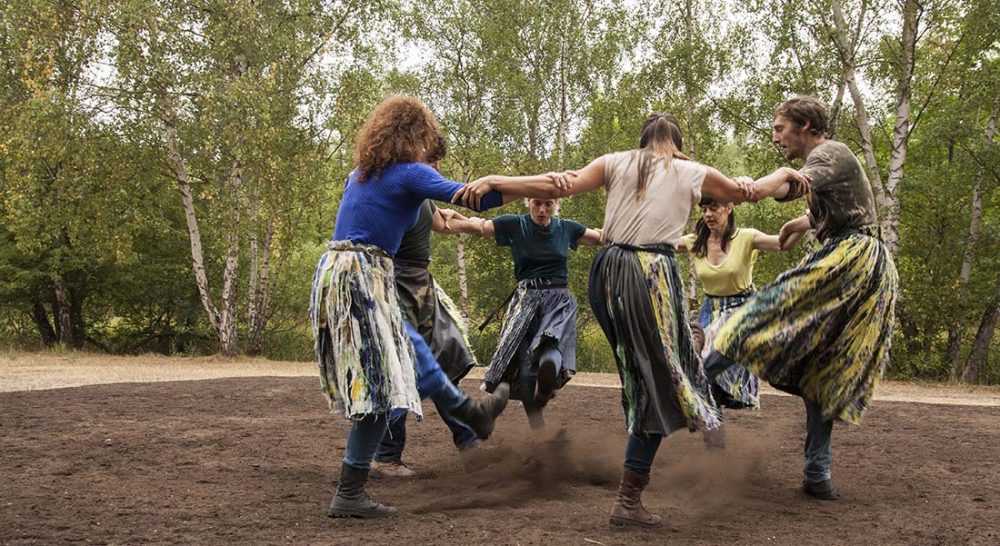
left=752, top=167, right=811, bottom=201
left=578, top=228, right=603, bottom=246
left=560, top=156, right=609, bottom=196
left=442, top=217, right=495, bottom=238
left=452, top=173, right=569, bottom=209
left=701, top=168, right=757, bottom=203
left=752, top=230, right=802, bottom=251
left=453, top=155, right=610, bottom=208
left=432, top=208, right=485, bottom=235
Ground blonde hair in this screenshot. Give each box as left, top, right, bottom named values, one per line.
left=524, top=197, right=561, bottom=214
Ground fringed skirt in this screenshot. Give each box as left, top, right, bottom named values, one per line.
left=711, top=229, right=898, bottom=424
left=700, top=291, right=759, bottom=410
left=588, top=244, right=721, bottom=436
left=482, top=282, right=578, bottom=396
left=394, top=263, right=477, bottom=382
left=310, top=241, right=422, bottom=420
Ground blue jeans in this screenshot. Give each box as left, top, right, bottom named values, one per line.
left=804, top=398, right=833, bottom=483
left=375, top=403, right=479, bottom=462
left=344, top=322, right=469, bottom=469
left=624, top=432, right=663, bottom=477
left=343, top=414, right=390, bottom=470
left=374, top=409, right=409, bottom=463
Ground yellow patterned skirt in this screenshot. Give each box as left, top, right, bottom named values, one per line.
left=711, top=230, right=898, bottom=424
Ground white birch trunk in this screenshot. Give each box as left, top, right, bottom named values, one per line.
left=248, top=216, right=276, bottom=355
left=165, top=121, right=222, bottom=334
left=217, top=159, right=243, bottom=357
left=882, top=0, right=920, bottom=257
left=557, top=30, right=568, bottom=170
left=456, top=236, right=470, bottom=328
left=830, top=0, right=888, bottom=207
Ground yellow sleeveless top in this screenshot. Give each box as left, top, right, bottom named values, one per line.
left=682, top=228, right=759, bottom=296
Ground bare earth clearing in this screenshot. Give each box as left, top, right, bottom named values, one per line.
left=3, top=353, right=999, bottom=406
left=2, top=354, right=999, bottom=545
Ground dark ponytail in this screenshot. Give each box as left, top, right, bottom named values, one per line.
left=635, top=113, right=690, bottom=200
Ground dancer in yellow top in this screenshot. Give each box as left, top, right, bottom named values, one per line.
left=677, top=197, right=801, bottom=448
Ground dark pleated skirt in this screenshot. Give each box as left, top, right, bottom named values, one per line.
left=588, top=245, right=720, bottom=436
left=394, top=264, right=477, bottom=382
left=482, top=284, right=577, bottom=396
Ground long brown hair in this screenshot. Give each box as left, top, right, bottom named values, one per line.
left=691, top=196, right=736, bottom=258
left=353, top=96, right=440, bottom=182
left=635, top=113, right=690, bottom=200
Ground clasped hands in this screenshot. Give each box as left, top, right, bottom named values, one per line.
left=451, top=171, right=575, bottom=209
left=736, top=167, right=811, bottom=203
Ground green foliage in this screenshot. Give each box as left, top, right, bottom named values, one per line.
left=0, top=0, right=996, bottom=382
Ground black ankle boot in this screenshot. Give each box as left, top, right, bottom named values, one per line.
left=534, top=359, right=558, bottom=408
left=452, top=382, right=510, bottom=439
left=327, top=463, right=396, bottom=518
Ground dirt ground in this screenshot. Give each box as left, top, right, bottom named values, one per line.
left=4, top=352, right=999, bottom=407
left=3, top=368, right=999, bottom=545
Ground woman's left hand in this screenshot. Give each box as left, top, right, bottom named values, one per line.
left=452, top=176, right=494, bottom=209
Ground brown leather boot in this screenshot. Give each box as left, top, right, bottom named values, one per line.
left=609, top=467, right=662, bottom=527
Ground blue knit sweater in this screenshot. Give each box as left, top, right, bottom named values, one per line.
left=333, top=162, right=502, bottom=256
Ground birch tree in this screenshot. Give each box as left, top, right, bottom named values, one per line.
left=109, top=0, right=379, bottom=355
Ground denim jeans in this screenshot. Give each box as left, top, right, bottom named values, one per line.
left=343, top=414, right=390, bottom=470
left=803, top=397, right=833, bottom=483
left=434, top=398, right=479, bottom=450
left=374, top=401, right=478, bottom=462
left=374, top=409, right=409, bottom=463
left=624, top=432, right=663, bottom=477
left=349, top=322, right=470, bottom=470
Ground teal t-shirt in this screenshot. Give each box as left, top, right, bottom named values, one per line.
left=492, top=214, right=587, bottom=281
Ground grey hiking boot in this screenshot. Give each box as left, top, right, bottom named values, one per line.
left=327, top=463, right=396, bottom=518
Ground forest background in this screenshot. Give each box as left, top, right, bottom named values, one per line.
left=1, top=0, right=997, bottom=383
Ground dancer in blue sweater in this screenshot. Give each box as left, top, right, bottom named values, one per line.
left=311, top=96, right=567, bottom=518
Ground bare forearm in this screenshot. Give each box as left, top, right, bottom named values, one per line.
left=787, top=214, right=810, bottom=232
left=753, top=233, right=783, bottom=251
left=702, top=168, right=754, bottom=203
left=491, top=174, right=564, bottom=199
left=446, top=218, right=486, bottom=236
left=754, top=167, right=810, bottom=201
left=753, top=169, right=792, bottom=198
left=579, top=228, right=603, bottom=246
